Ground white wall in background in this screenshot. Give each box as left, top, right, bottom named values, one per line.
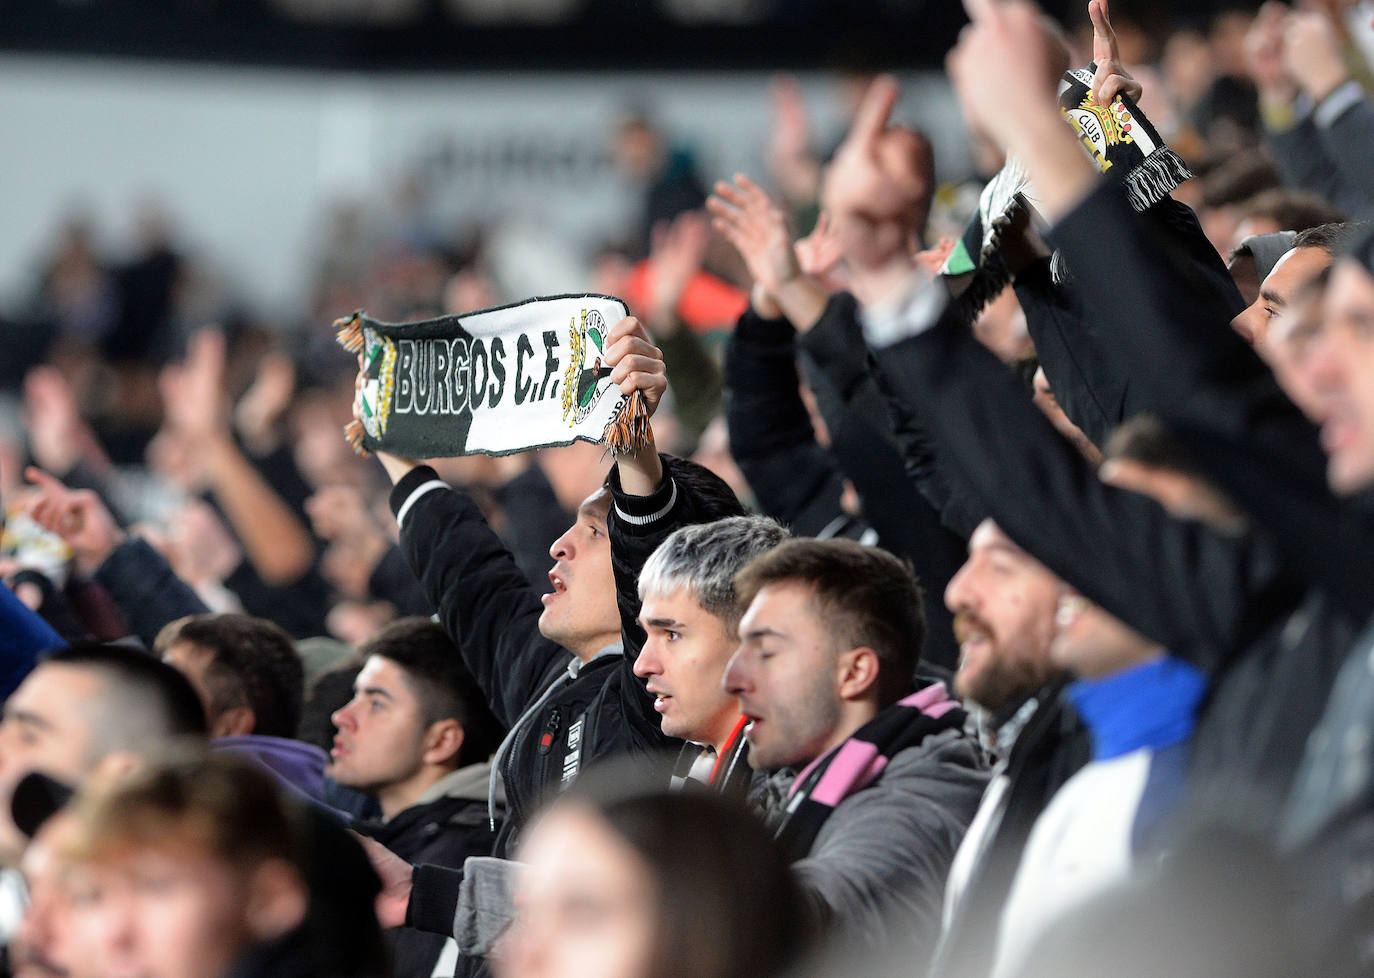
left=0, top=55, right=969, bottom=321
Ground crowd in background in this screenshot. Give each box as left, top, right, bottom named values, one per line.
left=2, top=0, right=1374, bottom=975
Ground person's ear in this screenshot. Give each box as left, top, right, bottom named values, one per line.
left=421, top=719, right=465, bottom=768
left=212, top=705, right=257, bottom=738
left=836, top=647, right=881, bottom=702
left=245, top=858, right=308, bottom=941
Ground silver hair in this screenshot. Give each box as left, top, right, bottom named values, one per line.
left=638, top=516, right=789, bottom=627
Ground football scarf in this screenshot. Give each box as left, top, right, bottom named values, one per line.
left=941, top=63, right=1192, bottom=321
left=337, top=294, right=651, bottom=459
left=772, top=683, right=968, bottom=862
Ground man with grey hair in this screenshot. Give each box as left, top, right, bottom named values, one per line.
left=633, top=515, right=789, bottom=795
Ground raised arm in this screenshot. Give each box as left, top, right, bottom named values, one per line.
left=25, top=467, right=211, bottom=647
left=159, top=330, right=315, bottom=586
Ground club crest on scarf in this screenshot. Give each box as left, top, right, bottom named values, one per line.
left=357, top=329, right=398, bottom=441
left=561, top=309, right=614, bottom=427
left=1062, top=88, right=1155, bottom=174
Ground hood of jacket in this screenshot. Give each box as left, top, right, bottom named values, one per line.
left=212, top=735, right=328, bottom=801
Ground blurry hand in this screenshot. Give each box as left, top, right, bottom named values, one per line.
left=1246, top=2, right=1298, bottom=100
left=914, top=238, right=957, bottom=276
left=23, top=367, right=98, bottom=477
left=821, top=76, right=929, bottom=230
left=234, top=350, right=296, bottom=449
left=768, top=74, right=822, bottom=203
left=159, top=329, right=231, bottom=443
left=24, top=468, right=125, bottom=575
left=646, top=211, right=710, bottom=328
left=794, top=211, right=847, bottom=289
left=948, top=0, right=1066, bottom=152
left=1284, top=8, right=1349, bottom=101
left=352, top=832, right=414, bottom=930
left=707, top=174, right=804, bottom=297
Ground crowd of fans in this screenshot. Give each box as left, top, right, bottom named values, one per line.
left=3, top=0, right=1374, bottom=975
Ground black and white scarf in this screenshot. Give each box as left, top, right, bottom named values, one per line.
left=941, top=63, right=1192, bottom=322
left=337, top=294, right=650, bottom=459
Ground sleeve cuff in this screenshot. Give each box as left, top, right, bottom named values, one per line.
left=606, top=458, right=678, bottom=527
left=1314, top=80, right=1363, bottom=129
left=859, top=268, right=946, bottom=350
left=389, top=466, right=446, bottom=530
left=407, top=862, right=465, bottom=936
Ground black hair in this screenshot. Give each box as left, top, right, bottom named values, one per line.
left=658, top=455, right=746, bottom=523
left=1344, top=221, right=1374, bottom=277
left=160, top=614, right=304, bottom=739
left=356, top=618, right=503, bottom=768
left=1293, top=221, right=1359, bottom=255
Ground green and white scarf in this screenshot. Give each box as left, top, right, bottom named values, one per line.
left=337, top=294, right=650, bottom=459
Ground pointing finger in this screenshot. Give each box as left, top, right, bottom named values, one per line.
left=1089, top=0, right=1118, bottom=67
left=848, top=75, right=901, bottom=144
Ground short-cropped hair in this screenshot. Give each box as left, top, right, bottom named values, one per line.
left=43, top=643, right=207, bottom=762
left=638, top=516, right=789, bottom=633
left=355, top=618, right=503, bottom=767
left=734, top=538, right=924, bottom=707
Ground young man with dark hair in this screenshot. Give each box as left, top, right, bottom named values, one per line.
left=156, top=613, right=326, bottom=801
left=1230, top=221, right=1353, bottom=357
left=723, top=538, right=987, bottom=967
left=333, top=618, right=504, bottom=978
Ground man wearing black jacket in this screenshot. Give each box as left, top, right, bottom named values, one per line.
left=941, top=5, right=1374, bottom=972
left=371, top=315, right=683, bottom=862
left=929, top=519, right=1088, bottom=978
left=361, top=315, right=747, bottom=965
left=708, top=101, right=1088, bottom=978
left=723, top=296, right=966, bottom=672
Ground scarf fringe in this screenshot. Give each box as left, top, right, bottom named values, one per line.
left=602, top=389, right=652, bottom=456
left=953, top=251, right=1014, bottom=328
left=334, top=312, right=365, bottom=354
left=1123, top=148, right=1193, bottom=213
left=343, top=419, right=370, bottom=457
